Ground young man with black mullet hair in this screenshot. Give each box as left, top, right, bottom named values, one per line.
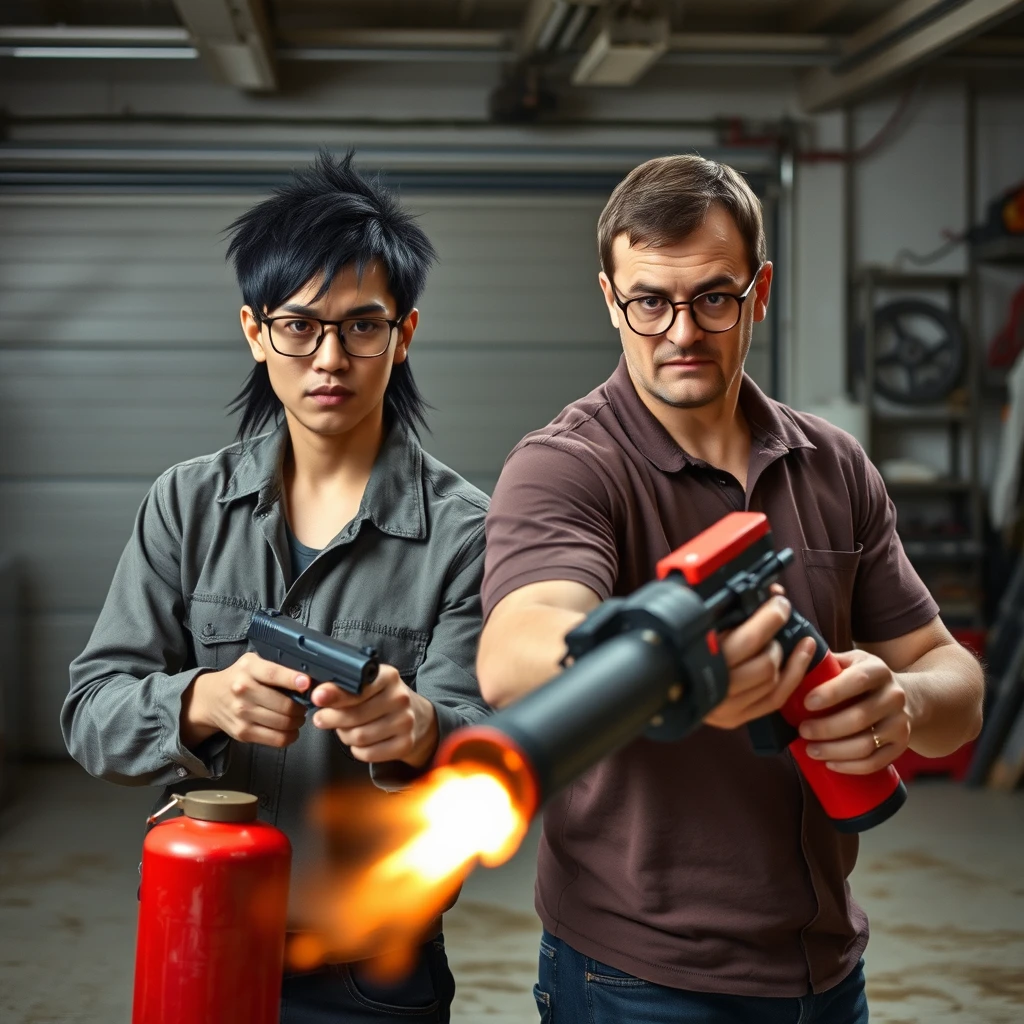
left=64, top=150, right=491, bottom=1023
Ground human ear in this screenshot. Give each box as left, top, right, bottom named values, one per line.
left=393, top=308, right=419, bottom=365
left=241, top=306, right=268, bottom=364
left=597, top=273, right=621, bottom=329
left=752, top=263, right=773, bottom=324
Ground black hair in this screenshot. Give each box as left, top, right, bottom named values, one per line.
left=225, top=149, right=436, bottom=439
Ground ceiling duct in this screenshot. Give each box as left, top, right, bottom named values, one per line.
left=572, top=1, right=670, bottom=85
left=172, top=0, right=277, bottom=91
left=521, top=0, right=602, bottom=55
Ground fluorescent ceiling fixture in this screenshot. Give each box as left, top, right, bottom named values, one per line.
left=1, top=46, right=198, bottom=59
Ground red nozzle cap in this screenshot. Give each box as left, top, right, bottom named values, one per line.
left=657, top=512, right=770, bottom=585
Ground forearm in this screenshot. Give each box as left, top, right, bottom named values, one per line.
left=404, top=692, right=440, bottom=768
left=900, top=641, right=984, bottom=757
left=62, top=666, right=223, bottom=785
left=179, top=670, right=223, bottom=749
left=477, top=604, right=586, bottom=708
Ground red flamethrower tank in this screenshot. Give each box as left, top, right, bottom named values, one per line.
left=658, top=512, right=906, bottom=832
left=132, top=790, right=291, bottom=1024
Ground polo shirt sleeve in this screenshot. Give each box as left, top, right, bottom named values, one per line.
left=850, top=446, right=940, bottom=644
left=482, top=439, right=619, bottom=621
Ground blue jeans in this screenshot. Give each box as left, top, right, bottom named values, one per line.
left=534, top=931, right=869, bottom=1024
left=281, top=937, right=455, bottom=1023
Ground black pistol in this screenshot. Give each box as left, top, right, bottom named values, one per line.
left=246, top=608, right=380, bottom=708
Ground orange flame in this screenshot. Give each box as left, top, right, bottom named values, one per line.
left=287, top=762, right=528, bottom=977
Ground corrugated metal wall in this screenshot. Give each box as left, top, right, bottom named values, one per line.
left=0, top=188, right=774, bottom=755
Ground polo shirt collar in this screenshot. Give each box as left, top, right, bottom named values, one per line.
left=218, top=418, right=427, bottom=541
left=605, top=355, right=815, bottom=473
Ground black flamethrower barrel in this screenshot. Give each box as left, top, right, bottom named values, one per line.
left=437, top=628, right=682, bottom=820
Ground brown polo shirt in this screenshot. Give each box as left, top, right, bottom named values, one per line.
left=482, top=356, right=938, bottom=998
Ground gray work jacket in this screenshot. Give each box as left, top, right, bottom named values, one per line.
left=63, top=419, right=491, bottom=866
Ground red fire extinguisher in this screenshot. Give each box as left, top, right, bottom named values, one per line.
left=132, top=790, right=291, bottom=1024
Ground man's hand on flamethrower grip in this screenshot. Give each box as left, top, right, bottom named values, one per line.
left=796, top=649, right=911, bottom=775
left=708, top=588, right=912, bottom=773
left=706, top=591, right=818, bottom=731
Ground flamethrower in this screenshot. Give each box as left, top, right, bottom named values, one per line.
left=438, top=511, right=907, bottom=834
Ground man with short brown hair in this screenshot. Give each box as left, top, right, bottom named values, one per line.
left=477, top=154, right=983, bottom=1023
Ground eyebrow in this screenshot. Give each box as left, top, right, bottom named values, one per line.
left=626, top=274, right=740, bottom=298
left=280, top=300, right=391, bottom=318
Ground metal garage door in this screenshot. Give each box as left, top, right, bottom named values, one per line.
left=0, top=187, right=774, bottom=754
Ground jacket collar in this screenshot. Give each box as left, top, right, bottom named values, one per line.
left=218, top=418, right=427, bottom=541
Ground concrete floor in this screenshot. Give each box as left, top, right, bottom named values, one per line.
left=1, top=763, right=1022, bottom=1023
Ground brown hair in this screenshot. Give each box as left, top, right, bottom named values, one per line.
left=597, top=154, right=765, bottom=277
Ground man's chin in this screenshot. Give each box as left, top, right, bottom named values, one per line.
left=652, top=381, right=726, bottom=410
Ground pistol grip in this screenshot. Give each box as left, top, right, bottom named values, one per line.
left=748, top=712, right=799, bottom=756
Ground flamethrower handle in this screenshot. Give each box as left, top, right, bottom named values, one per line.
left=758, top=609, right=907, bottom=833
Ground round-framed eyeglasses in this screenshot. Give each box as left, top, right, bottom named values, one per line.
left=611, top=264, right=765, bottom=336
left=261, top=315, right=403, bottom=359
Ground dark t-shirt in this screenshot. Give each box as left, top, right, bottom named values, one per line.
left=285, top=522, right=321, bottom=581
left=482, top=357, right=938, bottom=998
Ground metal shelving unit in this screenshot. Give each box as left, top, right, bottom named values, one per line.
left=854, top=266, right=984, bottom=627
left=972, top=235, right=1024, bottom=268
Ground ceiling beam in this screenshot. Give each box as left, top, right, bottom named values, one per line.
left=279, top=28, right=508, bottom=51
left=787, top=0, right=860, bottom=33
left=172, top=0, right=277, bottom=92
left=799, top=0, right=1024, bottom=111
left=670, top=32, right=835, bottom=55
left=840, top=0, right=974, bottom=66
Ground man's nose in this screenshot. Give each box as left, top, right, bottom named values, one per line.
left=664, top=305, right=702, bottom=347
left=312, top=325, right=351, bottom=371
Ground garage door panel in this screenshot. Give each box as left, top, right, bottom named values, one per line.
left=24, top=612, right=99, bottom=757
left=0, top=346, right=619, bottom=479
left=0, top=315, right=243, bottom=347
left=0, top=481, right=152, bottom=614
left=0, top=350, right=246, bottom=476
left=419, top=346, right=621, bottom=477
left=2, top=263, right=236, bottom=291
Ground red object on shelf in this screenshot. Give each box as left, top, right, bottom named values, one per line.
left=949, top=628, right=986, bottom=659
left=132, top=791, right=291, bottom=1024
left=894, top=742, right=974, bottom=782
left=894, top=628, right=985, bottom=782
